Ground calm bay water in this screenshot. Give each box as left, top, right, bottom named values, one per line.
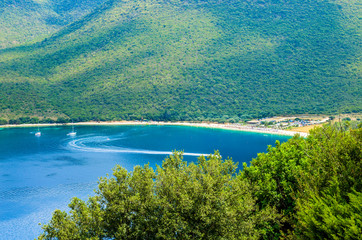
left=0, top=125, right=290, bottom=239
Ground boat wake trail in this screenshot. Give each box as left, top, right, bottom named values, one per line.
left=67, top=136, right=204, bottom=157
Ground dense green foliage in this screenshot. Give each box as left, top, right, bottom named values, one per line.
left=0, top=0, right=361, bottom=121
left=38, top=152, right=276, bottom=239
left=0, top=0, right=106, bottom=49
left=295, top=125, right=362, bottom=239
left=39, top=125, right=361, bottom=239
left=243, top=124, right=362, bottom=238
left=242, top=136, right=305, bottom=237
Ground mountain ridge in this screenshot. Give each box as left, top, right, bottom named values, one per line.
left=0, top=0, right=361, bottom=122
left=0, top=0, right=107, bottom=48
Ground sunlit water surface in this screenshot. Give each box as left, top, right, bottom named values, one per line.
left=0, top=125, right=290, bottom=239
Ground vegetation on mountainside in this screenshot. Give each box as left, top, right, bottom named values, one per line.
left=0, top=0, right=106, bottom=49
left=38, top=124, right=361, bottom=239
left=0, top=0, right=361, bottom=122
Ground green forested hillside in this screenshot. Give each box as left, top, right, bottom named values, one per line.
left=0, top=0, right=361, bottom=122
left=0, top=0, right=106, bottom=49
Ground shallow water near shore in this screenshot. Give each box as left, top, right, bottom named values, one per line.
left=0, top=125, right=290, bottom=239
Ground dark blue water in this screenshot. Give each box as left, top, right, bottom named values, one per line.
left=0, top=125, right=290, bottom=239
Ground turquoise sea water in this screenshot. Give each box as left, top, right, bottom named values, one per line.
left=0, top=125, right=290, bottom=239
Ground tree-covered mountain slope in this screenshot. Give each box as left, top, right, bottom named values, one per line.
left=0, top=0, right=106, bottom=49
left=0, top=0, right=361, bottom=122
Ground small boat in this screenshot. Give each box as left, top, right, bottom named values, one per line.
left=35, top=126, right=41, bottom=137
left=67, top=125, right=76, bottom=136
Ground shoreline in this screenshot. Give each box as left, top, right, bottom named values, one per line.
left=0, top=121, right=309, bottom=137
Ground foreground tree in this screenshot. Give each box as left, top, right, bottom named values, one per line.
left=38, top=151, right=276, bottom=240
left=295, top=125, right=362, bottom=239
left=242, top=135, right=306, bottom=238
left=243, top=124, right=362, bottom=239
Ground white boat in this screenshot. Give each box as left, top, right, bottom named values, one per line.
left=35, top=126, right=41, bottom=137
left=67, top=125, right=76, bottom=136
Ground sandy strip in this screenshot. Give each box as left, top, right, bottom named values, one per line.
left=0, top=121, right=309, bottom=137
